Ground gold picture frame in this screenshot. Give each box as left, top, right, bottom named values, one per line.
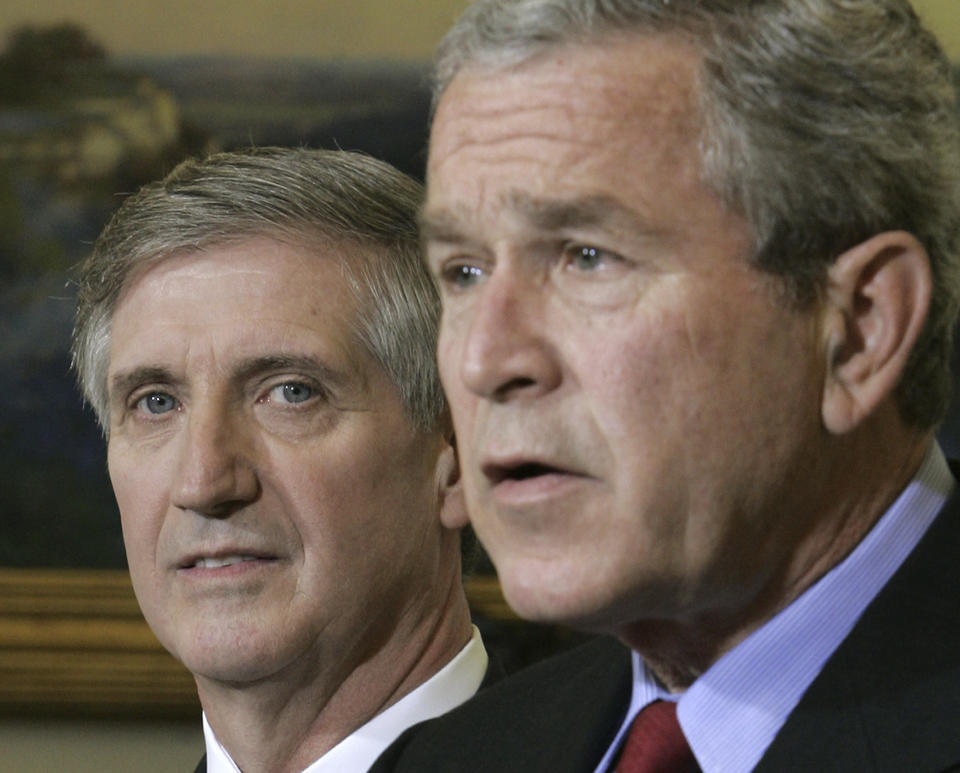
left=0, top=568, right=512, bottom=719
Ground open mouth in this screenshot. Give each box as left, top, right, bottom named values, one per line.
left=180, top=554, right=276, bottom=570
left=190, top=555, right=259, bottom=569
left=484, top=461, right=566, bottom=485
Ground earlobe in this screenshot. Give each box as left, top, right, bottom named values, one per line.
left=436, top=439, right=469, bottom=530
left=821, top=231, right=932, bottom=434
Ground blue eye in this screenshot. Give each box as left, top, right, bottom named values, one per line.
left=138, top=392, right=177, bottom=415
left=272, top=383, right=313, bottom=404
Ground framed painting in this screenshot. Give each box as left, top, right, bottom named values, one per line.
left=0, top=22, right=538, bottom=719
left=2, top=12, right=957, bottom=721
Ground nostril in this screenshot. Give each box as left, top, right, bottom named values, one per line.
left=492, top=376, right=539, bottom=402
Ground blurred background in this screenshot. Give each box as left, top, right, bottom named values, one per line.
left=0, top=1, right=957, bottom=770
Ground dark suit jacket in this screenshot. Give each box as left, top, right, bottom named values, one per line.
left=371, top=494, right=960, bottom=772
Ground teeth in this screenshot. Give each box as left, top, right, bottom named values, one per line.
left=193, top=555, right=258, bottom=569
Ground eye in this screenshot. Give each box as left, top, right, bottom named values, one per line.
left=136, top=392, right=178, bottom=415
left=439, top=262, right=486, bottom=289
left=564, top=244, right=621, bottom=272
left=268, top=382, right=314, bottom=404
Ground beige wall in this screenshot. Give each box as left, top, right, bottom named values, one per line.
left=0, top=0, right=469, bottom=60
left=913, top=0, right=960, bottom=60
left=0, top=719, right=202, bottom=772
left=0, top=0, right=953, bottom=61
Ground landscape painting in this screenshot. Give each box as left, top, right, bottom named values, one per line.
left=0, top=23, right=433, bottom=570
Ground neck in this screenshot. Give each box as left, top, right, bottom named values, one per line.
left=197, top=570, right=473, bottom=773
left=620, top=416, right=930, bottom=692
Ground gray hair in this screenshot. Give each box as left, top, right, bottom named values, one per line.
left=434, top=0, right=960, bottom=429
left=72, top=146, right=445, bottom=434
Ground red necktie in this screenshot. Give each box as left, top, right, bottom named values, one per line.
left=615, top=700, right=700, bottom=773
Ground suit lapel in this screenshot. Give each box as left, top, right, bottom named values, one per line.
left=460, top=635, right=632, bottom=772
left=756, top=495, right=960, bottom=772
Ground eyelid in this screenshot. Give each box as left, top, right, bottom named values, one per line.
left=125, top=382, right=166, bottom=405
left=562, top=241, right=621, bottom=261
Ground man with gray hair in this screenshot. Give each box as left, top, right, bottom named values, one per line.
left=373, top=1, right=960, bottom=770
left=72, top=146, right=489, bottom=772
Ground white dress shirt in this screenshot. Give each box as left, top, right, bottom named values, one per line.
left=204, top=625, right=487, bottom=773
left=596, top=443, right=955, bottom=773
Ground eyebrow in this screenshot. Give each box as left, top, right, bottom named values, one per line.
left=109, top=366, right=176, bottom=405
left=230, top=354, right=351, bottom=390
left=421, top=191, right=655, bottom=244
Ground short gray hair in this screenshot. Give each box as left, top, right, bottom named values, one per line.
left=72, top=146, right=445, bottom=433
left=434, top=0, right=960, bottom=429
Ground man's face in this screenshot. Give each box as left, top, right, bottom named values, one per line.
left=426, top=37, right=829, bottom=634
left=107, top=237, right=456, bottom=685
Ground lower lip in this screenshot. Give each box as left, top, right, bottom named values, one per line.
left=491, top=471, right=587, bottom=505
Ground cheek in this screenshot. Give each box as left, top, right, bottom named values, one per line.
left=108, top=450, right=167, bottom=556
left=284, top=435, right=436, bottom=550
left=584, top=315, right=685, bottom=426
left=437, top=325, right=466, bottom=398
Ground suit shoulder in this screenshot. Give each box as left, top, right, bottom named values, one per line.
left=372, top=635, right=632, bottom=772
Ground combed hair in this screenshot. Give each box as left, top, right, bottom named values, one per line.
left=72, top=146, right=445, bottom=434
left=434, top=0, right=960, bottom=429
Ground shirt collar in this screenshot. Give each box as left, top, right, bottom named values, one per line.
left=203, top=625, right=487, bottom=773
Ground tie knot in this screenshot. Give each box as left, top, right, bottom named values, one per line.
left=615, top=700, right=700, bottom=773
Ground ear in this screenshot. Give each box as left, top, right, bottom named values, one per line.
left=435, top=435, right=469, bottom=530
left=821, top=231, right=932, bottom=434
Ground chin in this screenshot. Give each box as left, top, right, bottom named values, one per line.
left=183, top=648, right=281, bottom=685
left=170, top=625, right=291, bottom=685
left=496, top=558, right=607, bottom=629
left=496, top=553, right=680, bottom=635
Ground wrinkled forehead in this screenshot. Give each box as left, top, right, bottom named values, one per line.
left=434, top=29, right=703, bottom=116
left=429, top=34, right=703, bottom=166
left=425, top=35, right=707, bottom=236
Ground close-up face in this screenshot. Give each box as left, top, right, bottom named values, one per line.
left=106, top=236, right=456, bottom=686
left=426, top=36, right=830, bottom=634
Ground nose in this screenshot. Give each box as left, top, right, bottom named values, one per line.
left=170, top=402, right=259, bottom=518
left=457, top=270, right=562, bottom=402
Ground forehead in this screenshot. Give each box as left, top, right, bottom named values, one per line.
left=426, top=34, right=704, bottom=227
left=108, top=236, right=365, bottom=372
left=442, top=31, right=700, bottom=123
